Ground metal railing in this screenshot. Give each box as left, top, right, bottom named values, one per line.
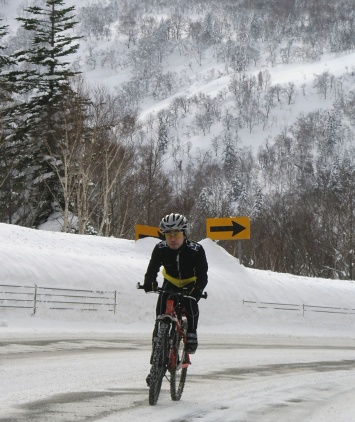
left=0, top=284, right=117, bottom=315
left=243, top=299, right=355, bottom=316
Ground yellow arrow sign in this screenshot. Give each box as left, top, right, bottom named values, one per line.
left=206, top=217, right=250, bottom=240
left=135, top=224, right=164, bottom=241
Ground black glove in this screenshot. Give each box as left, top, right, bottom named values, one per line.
left=187, top=285, right=202, bottom=301
left=143, top=280, right=158, bottom=293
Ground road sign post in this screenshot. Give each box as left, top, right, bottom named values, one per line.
left=238, top=239, right=243, bottom=265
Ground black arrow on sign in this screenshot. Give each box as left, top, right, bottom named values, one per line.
left=210, top=220, right=246, bottom=237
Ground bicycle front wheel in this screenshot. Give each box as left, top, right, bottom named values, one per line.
left=149, top=322, right=169, bottom=405
left=170, top=330, right=188, bottom=401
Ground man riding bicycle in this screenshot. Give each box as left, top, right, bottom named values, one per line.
left=143, top=213, right=208, bottom=354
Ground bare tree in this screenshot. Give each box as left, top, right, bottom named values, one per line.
left=135, top=135, right=172, bottom=226
left=282, top=82, right=296, bottom=105
left=117, top=9, right=138, bottom=49
left=313, top=70, right=332, bottom=99
left=79, top=85, right=136, bottom=236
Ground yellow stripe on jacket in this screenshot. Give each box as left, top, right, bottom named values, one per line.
left=162, top=268, right=196, bottom=287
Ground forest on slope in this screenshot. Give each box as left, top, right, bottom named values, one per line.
left=1, top=0, right=355, bottom=279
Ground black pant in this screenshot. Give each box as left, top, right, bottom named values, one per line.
left=156, top=280, right=199, bottom=332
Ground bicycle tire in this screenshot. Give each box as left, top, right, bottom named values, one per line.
left=170, top=327, right=188, bottom=401
left=149, top=322, right=169, bottom=405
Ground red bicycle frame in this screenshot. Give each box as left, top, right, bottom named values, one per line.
left=163, top=298, right=190, bottom=371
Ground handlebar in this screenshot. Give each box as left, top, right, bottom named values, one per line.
left=137, top=282, right=208, bottom=300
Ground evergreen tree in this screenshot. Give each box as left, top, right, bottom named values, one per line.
left=222, top=132, right=237, bottom=176
left=0, top=20, right=15, bottom=107
left=14, top=0, right=81, bottom=148
left=231, top=176, right=244, bottom=201
left=0, top=20, right=11, bottom=82
left=0, top=20, right=11, bottom=105
left=3, top=0, right=81, bottom=227
left=157, top=115, right=169, bottom=154
left=0, top=20, right=19, bottom=224
left=324, top=109, right=342, bottom=155
left=250, top=15, right=262, bottom=41
left=231, top=175, right=248, bottom=215
left=327, top=155, right=342, bottom=193
left=202, top=13, right=214, bottom=43
left=251, top=185, right=264, bottom=218
left=202, top=12, right=222, bottom=44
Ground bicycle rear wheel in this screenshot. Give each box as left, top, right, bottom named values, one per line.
left=149, top=322, right=169, bottom=405
left=170, top=329, right=188, bottom=401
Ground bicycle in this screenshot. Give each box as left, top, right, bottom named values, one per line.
left=137, top=282, right=207, bottom=405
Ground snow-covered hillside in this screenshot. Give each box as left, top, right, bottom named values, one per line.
left=1, top=223, right=355, bottom=337
left=2, top=0, right=355, bottom=155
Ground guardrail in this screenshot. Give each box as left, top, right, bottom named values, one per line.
left=243, top=300, right=355, bottom=316
left=0, top=284, right=117, bottom=315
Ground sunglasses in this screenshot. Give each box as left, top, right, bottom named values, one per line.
left=165, top=231, right=184, bottom=239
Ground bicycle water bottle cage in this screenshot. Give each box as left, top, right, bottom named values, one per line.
left=158, top=314, right=178, bottom=323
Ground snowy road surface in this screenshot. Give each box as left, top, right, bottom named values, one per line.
left=1, top=333, right=355, bottom=422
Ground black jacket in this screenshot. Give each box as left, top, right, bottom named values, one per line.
left=144, top=239, right=208, bottom=291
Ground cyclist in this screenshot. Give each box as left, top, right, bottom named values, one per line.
left=143, top=213, right=208, bottom=354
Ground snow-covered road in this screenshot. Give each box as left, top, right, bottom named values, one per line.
left=1, top=333, right=355, bottom=422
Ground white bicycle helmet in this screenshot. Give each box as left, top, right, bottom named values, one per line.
left=159, top=213, right=188, bottom=234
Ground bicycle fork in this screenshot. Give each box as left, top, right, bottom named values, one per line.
left=152, top=298, right=190, bottom=371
